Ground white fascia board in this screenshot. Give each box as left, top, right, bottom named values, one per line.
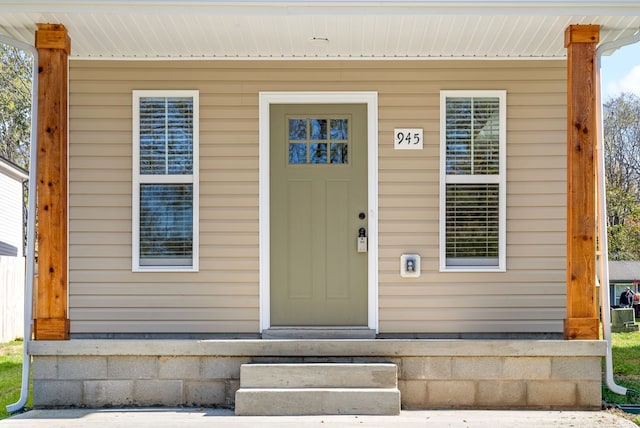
left=4, top=1, right=640, bottom=15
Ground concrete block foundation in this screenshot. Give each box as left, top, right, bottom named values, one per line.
left=29, top=339, right=606, bottom=410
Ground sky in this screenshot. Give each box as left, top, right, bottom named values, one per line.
left=601, top=41, right=640, bottom=102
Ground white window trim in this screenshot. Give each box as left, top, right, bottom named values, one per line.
left=439, top=90, right=506, bottom=272
left=132, top=90, right=200, bottom=272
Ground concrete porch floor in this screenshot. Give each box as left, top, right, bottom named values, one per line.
left=1, top=408, right=637, bottom=428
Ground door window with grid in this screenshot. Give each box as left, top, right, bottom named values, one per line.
left=287, top=116, right=350, bottom=165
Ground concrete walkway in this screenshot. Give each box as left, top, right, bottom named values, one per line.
left=1, top=408, right=637, bottom=428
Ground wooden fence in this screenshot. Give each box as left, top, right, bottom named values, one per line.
left=0, top=255, right=25, bottom=342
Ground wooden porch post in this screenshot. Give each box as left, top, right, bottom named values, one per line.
left=33, top=23, right=70, bottom=340
left=564, top=24, right=600, bottom=340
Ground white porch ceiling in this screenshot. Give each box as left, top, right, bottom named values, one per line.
left=0, top=1, right=639, bottom=59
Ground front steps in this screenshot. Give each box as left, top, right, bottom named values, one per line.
left=261, top=327, right=376, bottom=339
left=234, top=363, right=400, bottom=415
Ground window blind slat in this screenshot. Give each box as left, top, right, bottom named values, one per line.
left=139, top=183, right=193, bottom=263
left=139, top=97, right=193, bottom=175
left=445, top=97, right=500, bottom=175
left=445, top=183, right=499, bottom=265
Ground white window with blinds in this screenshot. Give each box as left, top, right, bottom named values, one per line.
left=439, top=90, right=506, bottom=272
left=132, top=90, right=199, bottom=272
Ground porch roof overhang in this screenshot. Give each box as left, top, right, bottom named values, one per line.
left=0, top=1, right=639, bottom=59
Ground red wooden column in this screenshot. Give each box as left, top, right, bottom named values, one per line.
left=564, top=24, right=600, bottom=340
left=33, top=23, right=70, bottom=340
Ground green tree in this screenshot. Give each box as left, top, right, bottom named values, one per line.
left=0, top=43, right=33, bottom=169
left=603, top=93, right=640, bottom=260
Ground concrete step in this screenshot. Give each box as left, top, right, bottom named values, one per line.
left=239, top=363, right=397, bottom=388
left=234, top=388, right=401, bottom=416
left=262, top=327, right=376, bottom=339
left=235, top=363, right=400, bottom=416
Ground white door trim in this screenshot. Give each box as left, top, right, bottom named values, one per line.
left=259, top=91, right=379, bottom=333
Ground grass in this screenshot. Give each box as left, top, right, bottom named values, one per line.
left=0, top=340, right=31, bottom=420
left=603, top=331, right=640, bottom=426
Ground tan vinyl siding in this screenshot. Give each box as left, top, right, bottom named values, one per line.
left=69, top=60, right=566, bottom=335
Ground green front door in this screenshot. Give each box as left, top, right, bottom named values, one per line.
left=270, top=104, right=368, bottom=326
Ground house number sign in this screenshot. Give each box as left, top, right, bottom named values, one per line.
left=394, top=128, right=423, bottom=150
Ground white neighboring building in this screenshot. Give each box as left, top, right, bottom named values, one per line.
left=0, top=157, right=27, bottom=257
left=0, top=156, right=27, bottom=342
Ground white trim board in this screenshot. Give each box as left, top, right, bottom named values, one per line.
left=258, top=91, right=379, bottom=333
